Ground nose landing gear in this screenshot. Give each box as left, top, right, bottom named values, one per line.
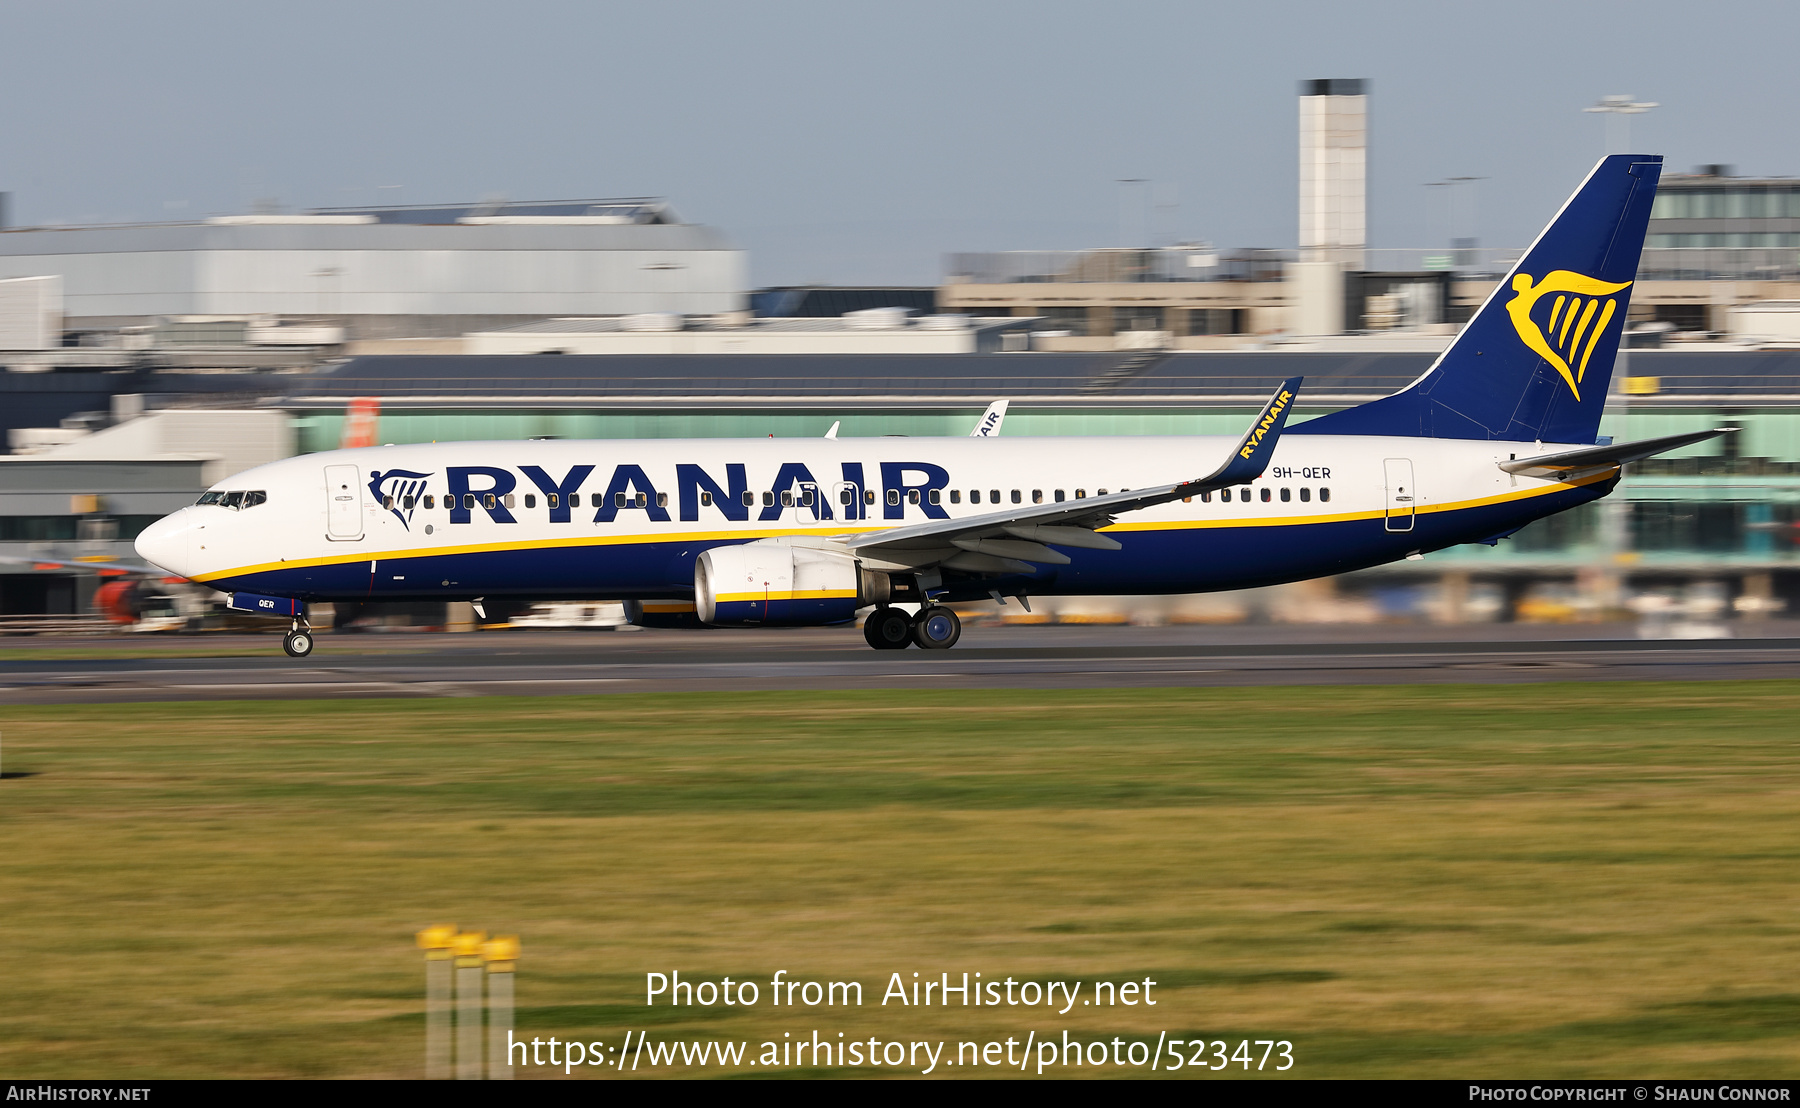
left=282, top=615, right=314, bottom=658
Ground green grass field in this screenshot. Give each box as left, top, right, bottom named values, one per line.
left=3, top=683, right=1799, bottom=1078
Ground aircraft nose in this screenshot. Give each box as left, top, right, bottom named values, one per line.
left=134, top=509, right=195, bottom=577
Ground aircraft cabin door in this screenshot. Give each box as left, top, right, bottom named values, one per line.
left=325, top=464, right=365, bottom=540
left=1383, top=458, right=1415, bottom=533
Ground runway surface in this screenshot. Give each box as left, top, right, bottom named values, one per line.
left=4, top=620, right=1799, bottom=704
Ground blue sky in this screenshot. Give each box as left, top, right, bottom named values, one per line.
left=4, top=0, right=1796, bottom=284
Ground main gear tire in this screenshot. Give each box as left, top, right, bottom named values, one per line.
left=282, top=630, right=314, bottom=658
left=863, top=607, right=914, bottom=650
left=911, top=606, right=962, bottom=650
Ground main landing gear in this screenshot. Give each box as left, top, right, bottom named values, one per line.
left=863, top=605, right=961, bottom=651
left=282, top=616, right=314, bottom=659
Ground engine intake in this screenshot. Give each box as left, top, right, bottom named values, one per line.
left=695, top=544, right=890, bottom=626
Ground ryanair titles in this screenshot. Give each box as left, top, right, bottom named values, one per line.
left=1237, top=388, right=1293, bottom=460
left=368, top=460, right=955, bottom=531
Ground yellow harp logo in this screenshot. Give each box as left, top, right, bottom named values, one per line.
left=1505, top=271, right=1632, bottom=402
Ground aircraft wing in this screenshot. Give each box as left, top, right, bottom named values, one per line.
left=1498, top=428, right=1732, bottom=479
left=840, top=378, right=1301, bottom=574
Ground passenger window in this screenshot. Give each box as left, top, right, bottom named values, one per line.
left=484, top=493, right=498, bottom=509
left=1075, top=489, right=1086, bottom=499
left=989, top=489, right=1000, bottom=503
left=569, top=493, right=581, bottom=507
left=424, top=495, right=435, bottom=509
left=741, top=491, right=755, bottom=507
left=463, top=494, right=476, bottom=510
left=1299, top=488, right=1311, bottom=502
left=1259, top=488, right=1271, bottom=503
left=762, top=491, right=775, bottom=507
left=657, top=492, right=669, bottom=508
left=928, top=489, right=941, bottom=505
left=503, top=494, right=515, bottom=509
left=701, top=491, right=714, bottom=507
left=523, top=494, right=535, bottom=508
left=801, top=489, right=813, bottom=507
left=864, top=489, right=876, bottom=505
left=1239, top=488, right=1250, bottom=502
left=970, top=490, right=981, bottom=504
left=1200, top=491, right=1211, bottom=503
left=547, top=493, right=559, bottom=509
left=1320, top=487, right=1331, bottom=502
left=908, top=489, right=921, bottom=505
left=887, top=489, right=900, bottom=506
left=1097, top=489, right=1108, bottom=496
left=1055, top=490, right=1065, bottom=502
left=839, top=488, right=852, bottom=505
left=1011, top=489, right=1022, bottom=504
left=950, top=489, right=961, bottom=504
left=636, top=492, right=647, bottom=507
left=615, top=492, right=627, bottom=508
left=384, top=496, right=394, bottom=509
left=781, top=490, right=794, bottom=507
left=1280, top=488, right=1291, bottom=502
left=1032, top=490, right=1042, bottom=503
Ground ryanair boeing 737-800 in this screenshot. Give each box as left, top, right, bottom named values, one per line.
left=134, top=154, right=1723, bottom=658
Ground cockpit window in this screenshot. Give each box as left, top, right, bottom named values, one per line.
left=200, top=490, right=267, bottom=510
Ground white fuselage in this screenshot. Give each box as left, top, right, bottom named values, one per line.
left=134, top=433, right=1609, bottom=603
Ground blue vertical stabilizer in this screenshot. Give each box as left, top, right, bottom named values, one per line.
left=1291, top=154, right=1662, bottom=443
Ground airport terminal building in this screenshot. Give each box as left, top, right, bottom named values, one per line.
left=4, top=348, right=1795, bottom=624
left=0, top=198, right=746, bottom=344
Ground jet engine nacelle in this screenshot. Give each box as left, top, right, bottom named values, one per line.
left=695, top=543, right=890, bottom=626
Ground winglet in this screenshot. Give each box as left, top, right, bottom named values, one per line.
left=824, top=421, right=840, bottom=439
left=970, top=400, right=1008, bottom=437
left=1191, top=376, right=1301, bottom=490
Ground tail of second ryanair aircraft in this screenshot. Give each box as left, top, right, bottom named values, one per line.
left=1293, top=153, right=1663, bottom=444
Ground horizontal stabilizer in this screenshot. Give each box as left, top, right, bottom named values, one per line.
left=1499, top=428, right=1733, bottom=479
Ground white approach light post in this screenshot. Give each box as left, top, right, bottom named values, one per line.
left=1584, top=95, right=1657, bottom=155
left=452, top=930, right=487, bottom=1079
left=416, top=924, right=456, bottom=1079
left=483, top=935, right=520, bottom=1080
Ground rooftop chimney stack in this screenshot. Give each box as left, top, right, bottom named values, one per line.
left=1298, top=79, right=1367, bottom=268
